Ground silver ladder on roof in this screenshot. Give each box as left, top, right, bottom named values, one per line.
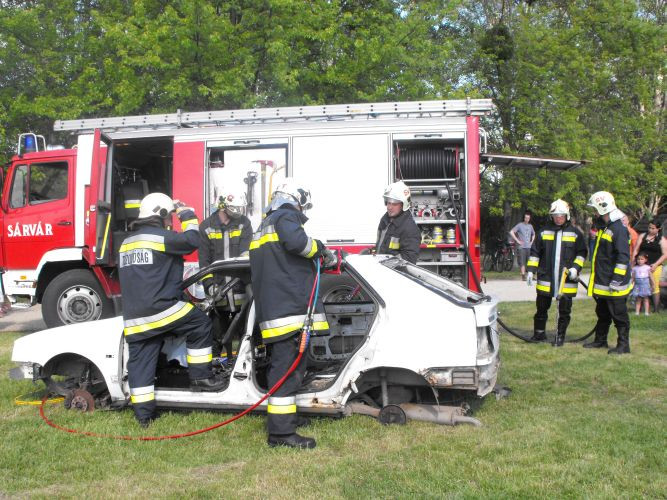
left=54, top=98, right=495, bottom=133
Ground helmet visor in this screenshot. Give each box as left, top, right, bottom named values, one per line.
left=225, top=204, right=245, bottom=217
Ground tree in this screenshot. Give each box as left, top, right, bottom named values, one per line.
left=459, top=0, right=665, bottom=228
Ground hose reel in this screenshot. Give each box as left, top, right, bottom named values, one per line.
left=398, top=148, right=458, bottom=179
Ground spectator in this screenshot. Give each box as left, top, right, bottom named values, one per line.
left=621, top=214, right=638, bottom=263
left=509, top=210, right=535, bottom=281
left=633, top=220, right=667, bottom=313
left=631, top=253, right=654, bottom=315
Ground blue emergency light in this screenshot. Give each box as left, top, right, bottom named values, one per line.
left=17, top=133, right=46, bottom=155
left=24, top=135, right=36, bottom=153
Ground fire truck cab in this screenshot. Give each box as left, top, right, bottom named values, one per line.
left=1, top=100, right=504, bottom=328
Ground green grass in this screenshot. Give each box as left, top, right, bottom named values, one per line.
left=1, top=301, right=665, bottom=498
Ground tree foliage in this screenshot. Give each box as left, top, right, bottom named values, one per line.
left=0, top=0, right=664, bottom=219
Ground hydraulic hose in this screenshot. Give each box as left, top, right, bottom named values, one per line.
left=38, top=262, right=322, bottom=441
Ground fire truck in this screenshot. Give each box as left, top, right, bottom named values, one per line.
left=0, top=99, right=582, bottom=328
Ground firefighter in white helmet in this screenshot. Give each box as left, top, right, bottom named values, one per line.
left=375, top=181, right=421, bottom=263
left=583, top=191, right=632, bottom=354
left=118, top=193, right=227, bottom=427
left=249, top=179, right=337, bottom=449
left=526, top=199, right=587, bottom=346
left=199, top=188, right=253, bottom=357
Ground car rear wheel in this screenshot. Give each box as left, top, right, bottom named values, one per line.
left=42, top=269, right=114, bottom=328
left=319, top=274, right=368, bottom=303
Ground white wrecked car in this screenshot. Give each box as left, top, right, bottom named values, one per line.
left=10, top=255, right=499, bottom=426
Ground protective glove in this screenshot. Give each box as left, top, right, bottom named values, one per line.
left=206, top=284, right=221, bottom=299
left=568, top=267, right=578, bottom=281
left=313, top=239, right=325, bottom=257
left=609, top=280, right=622, bottom=292
left=173, top=199, right=193, bottom=216
left=322, top=248, right=339, bottom=270
left=526, top=272, right=534, bottom=286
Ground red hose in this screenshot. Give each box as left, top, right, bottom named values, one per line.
left=38, top=267, right=321, bottom=441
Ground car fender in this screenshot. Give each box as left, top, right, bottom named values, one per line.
left=12, top=316, right=125, bottom=400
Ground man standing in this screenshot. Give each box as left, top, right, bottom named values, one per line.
left=510, top=210, right=535, bottom=281
left=119, top=193, right=227, bottom=427
left=199, top=189, right=253, bottom=356
left=584, top=191, right=632, bottom=354
left=249, top=180, right=336, bottom=449
left=526, top=200, right=587, bottom=346
left=376, top=181, right=421, bottom=264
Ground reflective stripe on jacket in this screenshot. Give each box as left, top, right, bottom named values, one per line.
left=588, top=218, right=632, bottom=298
left=118, top=209, right=201, bottom=341
left=376, top=210, right=421, bottom=264
left=527, top=221, right=587, bottom=297
left=249, top=205, right=329, bottom=343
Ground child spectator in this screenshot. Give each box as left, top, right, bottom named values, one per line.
left=631, top=253, right=654, bottom=315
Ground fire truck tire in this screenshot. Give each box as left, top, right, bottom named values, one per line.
left=42, top=269, right=114, bottom=328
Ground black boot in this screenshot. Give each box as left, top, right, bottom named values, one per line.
left=583, top=323, right=609, bottom=348
left=553, top=317, right=568, bottom=347
left=268, top=433, right=316, bottom=449
left=552, top=331, right=565, bottom=347
left=530, top=330, right=547, bottom=342
left=608, top=327, right=630, bottom=355
left=137, top=412, right=160, bottom=429
left=190, top=373, right=229, bottom=392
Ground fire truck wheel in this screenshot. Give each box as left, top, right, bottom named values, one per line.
left=42, top=269, right=114, bottom=328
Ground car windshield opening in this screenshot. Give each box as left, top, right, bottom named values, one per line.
left=381, top=257, right=484, bottom=304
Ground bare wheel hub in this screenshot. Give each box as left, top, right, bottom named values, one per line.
left=68, top=389, right=95, bottom=413
left=57, top=285, right=102, bottom=324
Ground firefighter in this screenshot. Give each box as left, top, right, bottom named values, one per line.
left=583, top=191, right=632, bottom=354
left=526, top=199, right=587, bottom=346
left=198, top=189, right=253, bottom=357
left=249, top=180, right=337, bottom=449
left=119, top=193, right=227, bottom=427
left=376, top=181, right=421, bottom=264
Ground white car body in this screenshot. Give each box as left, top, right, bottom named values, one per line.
left=11, top=255, right=499, bottom=416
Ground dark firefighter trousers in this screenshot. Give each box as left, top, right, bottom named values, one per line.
left=594, top=297, right=630, bottom=341
left=266, top=334, right=308, bottom=436
left=534, top=295, right=572, bottom=334
left=127, top=307, right=214, bottom=421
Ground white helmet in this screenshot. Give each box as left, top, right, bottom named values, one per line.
left=218, top=189, right=247, bottom=218
left=549, top=199, right=570, bottom=220
left=138, top=193, right=174, bottom=219
left=587, top=191, right=616, bottom=215
left=269, top=179, right=312, bottom=212
left=383, top=181, right=411, bottom=211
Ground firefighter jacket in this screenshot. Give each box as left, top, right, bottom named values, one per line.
left=527, top=221, right=587, bottom=298
left=249, top=205, right=329, bottom=343
left=198, top=211, right=252, bottom=309
left=588, top=216, right=632, bottom=298
left=376, top=210, right=421, bottom=264
left=118, top=209, right=201, bottom=342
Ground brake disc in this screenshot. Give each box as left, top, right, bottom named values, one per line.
left=378, top=404, right=407, bottom=425
left=67, top=389, right=96, bottom=413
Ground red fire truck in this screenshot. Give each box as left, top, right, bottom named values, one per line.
left=0, top=99, right=581, bottom=327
